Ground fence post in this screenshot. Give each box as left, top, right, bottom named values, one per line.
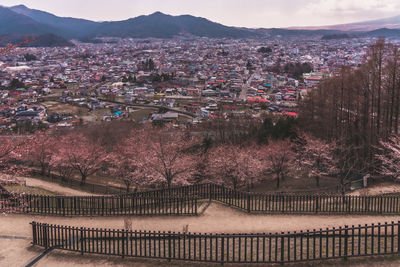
left=122, top=229, right=125, bottom=258
left=247, top=194, right=251, bottom=213
left=31, top=222, right=37, bottom=246
left=344, top=225, right=348, bottom=260
left=398, top=221, right=400, bottom=253
left=168, top=231, right=171, bottom=261
left=62, top=198, right=65, bottom=216
left=209, top=183, right=213, bottom=202
left=221, top=234, right=225, bottom=265
left=315, top=196, right=319, bottom=214
left=347, top=196, right=351, bottom=213
left=281, top=232, right=285, bottom=265
left=43, top=223, right=48, bottom=249
left=80, top=227, right=84, bottom=255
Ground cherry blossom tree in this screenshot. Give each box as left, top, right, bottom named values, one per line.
left=301, top=134, right=337, bottom=186
left=376, top=136, right=400, bottom=180
left=108, top=133, right=150, bottom=192
left=58, top=132, right=108, bottom=185
left=23, top=131, right=55, bottom=176
left=0, top=135, right=29, bottom=179
left=0, top=37, right=32, bottom=56
left=261, top=139, right=294, bottom=188
left=141, top=128, right=199, bottom=189
left=50, top=145, right=74, bottom=182
left=208, top=144, right=264, bottom=190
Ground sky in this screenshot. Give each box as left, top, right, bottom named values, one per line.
left=1, top=0, right=400, bottom=28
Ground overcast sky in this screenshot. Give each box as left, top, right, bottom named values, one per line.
left=1, top=0, right=399, bottom=28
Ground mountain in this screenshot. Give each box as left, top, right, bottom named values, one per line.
left=0, top=34, right=75, bottom=47
left=256, top=28, right=342, bottom=37
left=0, top=6, right=56, bottom=36
left=7, top=6, right=259, bottom=39
left=10, top=5, right=99, bottom=38
left=91, top=12, right=258, bottom=38
left=290, top=15, right=400, bottom=32
left=3, top=4, right=400, bottom=40
left=322, top=33, right=356, bottom=40
left=365, top=28, right=400, bottom=37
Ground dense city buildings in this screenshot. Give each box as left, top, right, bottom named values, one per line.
left=0, top=37, right=383, bottom=129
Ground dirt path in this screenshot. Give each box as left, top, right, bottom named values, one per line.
left=2, top=203, right=400, bottom=266
left=1, top=203, right=399, bottom=237
left=24, top=177, right=99, bottom=196
left=351, top=182, right=400, bottom=196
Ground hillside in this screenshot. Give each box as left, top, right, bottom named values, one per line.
left=10, top=5, right=99, bottom=38
left=290, top=15, right=400, bottom=32
left=92, top=12, right=259, bottom=38
left=0, top=34, right=75, bottom=47
left=0, top=6, right=56, bottom=36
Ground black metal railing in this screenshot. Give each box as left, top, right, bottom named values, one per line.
left=2, top=183, right=400, bottom=216
left=31, top=221, right=400, bottom=264
left=0, top=194, right=198, bottom=216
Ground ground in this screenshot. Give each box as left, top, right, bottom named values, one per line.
left=2, top=178, right=400, bottom=266
left=24, top=177, right=99, bottom=196
left=42, top=101, right=88, bottom=118
left=351, top=182, right=400, bottom=196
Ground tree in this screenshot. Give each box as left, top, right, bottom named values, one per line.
left=208, top=144, right=264, bottom=190
left=271, top=117, right=298, bottom=140
left=8, top=79, right=25, bottom=90
left=0, top=37, right=32, bottom=56
left=141, top=128, right=198, bottom=188
left=261, top=140, right=294, bottom=188
left=148, top=58, right=155, bottom=71
left=257, top=117, right=274, bottom=144
left=24, top=131, right=55, bottom=176
left=301, top=134, right=337, bottom=186
left=59, top=132, right=108, bottom=185
left=108, top=133, right=149, bottom=192
left=24, top=53, right=37, bottom=61
left=376, top=136, right=400, bottom=180
left=299, top=39, right=400, bottom=175
left=50, top=151, right=74, bottom=182
left=0, top=135, right=29, bottom=179
left=257, top=47, right=272, bottom=54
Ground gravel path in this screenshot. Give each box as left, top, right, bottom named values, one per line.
left=1, top=203, right=400, bottom=266
left=24, top=177, right=100, bottom=196
left=1, top=203, right=399, bottom=237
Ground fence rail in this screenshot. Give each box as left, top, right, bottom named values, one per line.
left=31, top=221, right=400, bottom=264
left=0, top=194, right=198, bottom=216
left=2, top=183, right=400, bottom=216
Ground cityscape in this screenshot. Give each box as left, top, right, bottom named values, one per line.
left=1, top=1, right=400, bottom=266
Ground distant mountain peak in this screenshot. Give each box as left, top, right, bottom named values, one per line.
left=11, top=4, right=28, bottom=8
left=149, top=11, right=166, bottom=16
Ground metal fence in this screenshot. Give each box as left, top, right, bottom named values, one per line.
left=31, top=221, right=400, bottom=264
left=2, top=183, right=400, bottom=216
left=0, top=194, right=198, bottom=216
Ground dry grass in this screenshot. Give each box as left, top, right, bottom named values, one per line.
left=42, top=101, right=88, bottom=117
left=4, top=185, right=57, bottom=196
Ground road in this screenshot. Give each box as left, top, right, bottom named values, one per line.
left=100, top=99, right=197, bottom=119
left=239, top=72, right=256, bottom=100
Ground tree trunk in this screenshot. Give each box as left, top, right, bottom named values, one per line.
left=80, top=174, right=87, bottom=185
left=315, top=176, right=320, bottom=187
left=167, top=179, right=172, bottom=189
left=40, top=164, right=46, bottom=176
left=276, top=173, right=280, bottom=188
